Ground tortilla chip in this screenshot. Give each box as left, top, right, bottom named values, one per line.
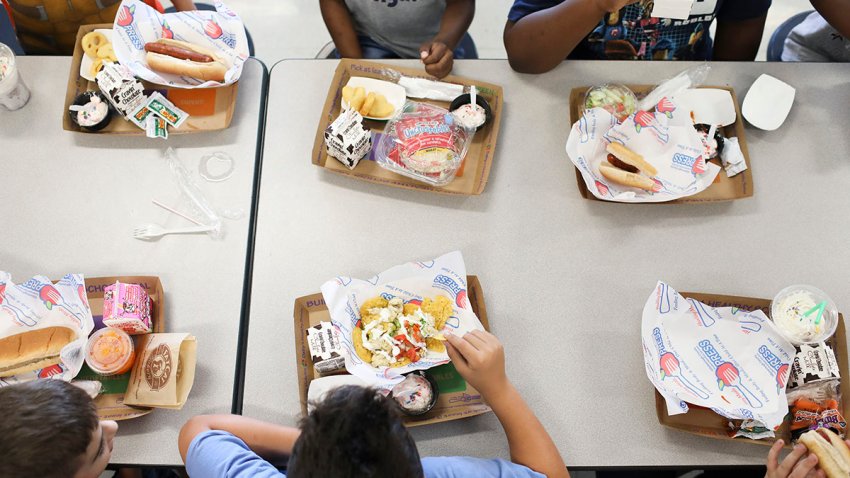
left=426, top=337, right=446, bottom=354
left=422, top=296, right=453, bottom=330
left=352, top=328, right=372, bottom=363
left=402, top=303, right=419, bottom=316
left=391, top=357, right=412, bottom=368
left=359, top=297, right=388, bottom=325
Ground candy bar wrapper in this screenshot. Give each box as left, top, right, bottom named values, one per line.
left=566, top=98, right=720, bottom=203
left=112, top=0, right=248, bottom=88
left=321, top=251, right=484, bottom=390
left=641, top=282, right=796, bottom=431
left=0, top=272, right=94, bottom=384
left=124, top=333, right=196, bottom=409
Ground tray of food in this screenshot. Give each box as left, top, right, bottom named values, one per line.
left=642, top=282, right=847, bottom=448
left=567, top=75, right=754, bottom=203
left=295, top=252, right=492, bottom=426
left=0, top=274, right=196, bottom=420
left=62, top=0, right=249, bottom=136
left=311, top=59, right=503, bottom=196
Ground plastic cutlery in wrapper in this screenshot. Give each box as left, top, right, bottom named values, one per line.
left=641, top=281, right=796, bottom=434
left=566, top=97, right=720, bottom=203
left=320, top=251, right=484, bottom=390
left=112, top=0, right=248, bottom=88
left=0, top=272, right=94, bottom=385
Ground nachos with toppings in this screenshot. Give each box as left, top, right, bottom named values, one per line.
left=353, top=296, right=451, bottom=368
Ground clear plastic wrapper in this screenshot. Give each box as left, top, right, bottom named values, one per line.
left=638, top=63, right=711, bottom=111
left=787, top=379, right=845, bottom=440
left=164, top=148, right=223, bottom=238
left=374, top=102, right=473, bottom=187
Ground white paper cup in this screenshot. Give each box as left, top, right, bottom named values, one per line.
left=0, top=43, right=31, bottom=111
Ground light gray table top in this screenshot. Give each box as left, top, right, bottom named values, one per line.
left=0, top=56, right=266, bottom=466
left=243, top=59, right=850, bottom=468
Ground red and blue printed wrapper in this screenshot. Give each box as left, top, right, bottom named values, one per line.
left=320, top=251, right=484, bottom=390
left=566, top=96, right=720, bottom=203
left=641, top=281, right=796, bottom=432
left=112, top=0, right=248, bottom=88
left=0, top=272, right=94, bottom=384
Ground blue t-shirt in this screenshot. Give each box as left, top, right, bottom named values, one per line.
left=186, top=430, right=546, bottom=478
left=507, top=0, right=771, bottom=60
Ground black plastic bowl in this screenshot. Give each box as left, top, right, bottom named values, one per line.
left=390, top=370, right=440, bottom=417
left=69, top=91, right=113, bottom=132
left=449, top=93, right=492, bottom=132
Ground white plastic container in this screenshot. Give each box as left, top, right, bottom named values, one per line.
left=0, top=43, right=30, bottom=111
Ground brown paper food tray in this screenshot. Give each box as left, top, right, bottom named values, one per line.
left=294, top=275, right=492, bottom=426
left=568, top=85, right=754, bottom=204
left=76, top=276, right=164, bottom=420
left=654, top=292, right=848, bottom=447
left=311, top=59, right=504, bottom=196
left=63, top=24, right=238, bottom=135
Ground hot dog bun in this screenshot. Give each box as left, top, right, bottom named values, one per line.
left=599, top=163, right=657, bottom=192
left=799, top=429, right=850, bottom=478
left=0, top=326, right=76, bottom=377
left=606, top=142, right=658, bottom=177
left=145, top=39, right=228, bottom=82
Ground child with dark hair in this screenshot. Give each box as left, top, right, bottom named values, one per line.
left=180, top=330, right=569, bottom=478
left=0, top=379, right=118, bottom=478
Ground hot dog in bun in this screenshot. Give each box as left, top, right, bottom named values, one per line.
left=598, top=142, right=659, bottom=192
left=144, top=39, right=228, bottom=82
left=799, top=428, right=850, bottom=478
left=0, top=326, right=76, bottom=377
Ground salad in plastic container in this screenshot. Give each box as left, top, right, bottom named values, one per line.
left=584, top=84, right=637, bottom=122
left=375, top=101, right=473, bottom=186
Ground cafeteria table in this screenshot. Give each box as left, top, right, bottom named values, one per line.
left=0, top=56, right=268, bottom=467
left=240, top=59, right=850, bottom=470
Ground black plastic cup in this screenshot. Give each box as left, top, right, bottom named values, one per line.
left=449, top=93, right=492, bottom=132
left=69, top=91, right=114, bottom=132
left=391, top=370, right=440, bottom=417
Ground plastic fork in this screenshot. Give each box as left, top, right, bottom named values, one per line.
left=132, top=223, right=214, bottom=240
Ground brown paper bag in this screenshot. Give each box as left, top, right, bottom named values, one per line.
left=123, top=333, right=197, bottom=409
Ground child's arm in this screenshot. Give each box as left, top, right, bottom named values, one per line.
left=170, top=0, right=196, bottom=11
left=178, top=414, right=301, bottom=465
left=811, top=0, right=850, bottom=40
left=319, top=0, right=363, bottom=58
left=712, top=13, right=768, bottom=60
left=445, top=330, right=570, bottom=478
left=420, top=0, right=474, bottom=78
left=504, top=0, right=638, bottom=74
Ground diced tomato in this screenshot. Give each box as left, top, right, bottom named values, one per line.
left=405, top=348, right=419, bottom=362
left=356, top=320, right=363, bottom=329
left=411, top=324, right=423, bottom=343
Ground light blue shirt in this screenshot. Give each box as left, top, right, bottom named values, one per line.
left=186, top=430, right=546, bottom=478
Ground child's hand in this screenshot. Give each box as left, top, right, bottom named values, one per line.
left=419, top=41, right=453, bottom=79
left=594, top=0, right=640, bottom=13
left=765, top=440, right=825, bottom=478
left=445, top=330, right=508, bottom=398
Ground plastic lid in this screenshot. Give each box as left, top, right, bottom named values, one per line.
left=742, top=74, right=796, bottom=131
left=85, top=327, right=135, bottom=376
left=770, top=284, right=838, bottom=345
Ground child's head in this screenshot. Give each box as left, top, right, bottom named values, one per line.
left=0, top=379, right=118, bottom=478
left=288, top=385, right=424, bottom=478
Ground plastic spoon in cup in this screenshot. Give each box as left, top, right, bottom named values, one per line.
left=470, top=85, right=477, bottom=107
left=803, top=301, right=827, bottom=325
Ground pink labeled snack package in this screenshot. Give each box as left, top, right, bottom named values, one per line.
left=103, top=281, right=152, bottom=335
